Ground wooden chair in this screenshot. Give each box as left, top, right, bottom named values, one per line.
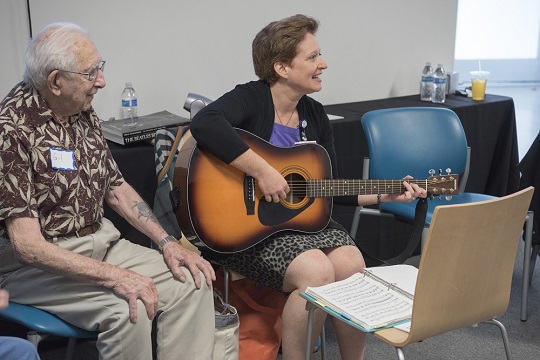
left=372, top=187, right=534, bottom=359
left=304, top=187, right=534, bottom=359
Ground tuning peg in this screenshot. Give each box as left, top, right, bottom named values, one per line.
left=438, top=169, right=443, bottom=175
left=429, top=169, right=435, bottom=176
left=445, top=195, right=453, bottom=201
left=446, top=168, right=451, bottom=174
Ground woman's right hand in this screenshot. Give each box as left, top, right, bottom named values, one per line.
left=230, top=148, right=290, bottom=203
left=257, top=166, right=290, bottom=203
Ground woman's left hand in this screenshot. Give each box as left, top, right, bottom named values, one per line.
left=385, top=175, right=427, bottom=203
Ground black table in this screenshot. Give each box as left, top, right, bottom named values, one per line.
left=105, top=140, right=156, bottom=247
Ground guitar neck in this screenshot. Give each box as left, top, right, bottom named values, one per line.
left=306, top=179, right=426, bottom=197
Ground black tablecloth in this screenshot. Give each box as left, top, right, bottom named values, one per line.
left=105, top=140, right=156, bottom=247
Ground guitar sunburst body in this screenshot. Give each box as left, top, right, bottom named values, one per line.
left=174, top=129, right=332, bottom=253
left=173, top=129, right=459, bottom=253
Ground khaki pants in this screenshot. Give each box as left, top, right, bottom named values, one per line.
left=0, top=218, right=215, bottom=360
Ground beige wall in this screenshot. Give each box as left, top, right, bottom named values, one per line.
left=1, top=0, right=458, bottom=120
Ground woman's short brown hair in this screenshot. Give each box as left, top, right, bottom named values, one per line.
left=252, top=14, right=319, bottom=84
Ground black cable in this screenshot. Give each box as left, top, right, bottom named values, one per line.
left=26, top=0, right=32, bottom=38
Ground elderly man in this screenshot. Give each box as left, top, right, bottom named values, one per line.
left=0, top=23, right=215, bottom=359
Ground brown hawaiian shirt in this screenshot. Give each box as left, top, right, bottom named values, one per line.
left=0, top=82, right=124, bottom=239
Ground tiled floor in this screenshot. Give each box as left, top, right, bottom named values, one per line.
left=487, top=83, right=540, bottom=160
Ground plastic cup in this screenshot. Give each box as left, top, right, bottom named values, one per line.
left=470, top=71, right=489, bottom=101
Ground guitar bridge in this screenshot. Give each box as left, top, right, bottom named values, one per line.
left=244, top=175, right=255, bottom=215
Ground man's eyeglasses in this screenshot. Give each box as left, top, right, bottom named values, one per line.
left=57, top=60, right=106, bottom=81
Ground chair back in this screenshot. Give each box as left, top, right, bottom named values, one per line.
left=361, top=107, right=468, bottom=181
left=405, top=187, right=534, bottom=344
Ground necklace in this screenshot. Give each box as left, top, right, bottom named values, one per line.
left=275, top=108, right=295, bottom=127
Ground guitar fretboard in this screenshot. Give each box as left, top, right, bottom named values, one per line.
left=303, top=179, right=451, bottom=197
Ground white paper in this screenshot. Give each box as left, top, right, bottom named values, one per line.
left=327, top=114, right=344, bottom=120
left=365, top=264, right=418, bottom=297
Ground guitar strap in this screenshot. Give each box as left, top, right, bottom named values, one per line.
left=157, top=125, right=189, bottom=184
left=358, top=197, right=428, bottom=266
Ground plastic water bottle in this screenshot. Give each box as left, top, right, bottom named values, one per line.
left=420, top=62, right=433, bottom=101
left=121, top=82, right=138, bottom=120
left=432, top=64, right=446, bottom=104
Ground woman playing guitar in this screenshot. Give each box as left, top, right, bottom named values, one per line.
left=189, top=14, right=427, bottom=360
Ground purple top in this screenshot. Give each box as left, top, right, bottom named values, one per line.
left=269, top=122, right=301, bottom=147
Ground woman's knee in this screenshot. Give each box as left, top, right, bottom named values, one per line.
left=325, top=245, right=365, bottom=279
left=284, top=250, right=337, bottom=291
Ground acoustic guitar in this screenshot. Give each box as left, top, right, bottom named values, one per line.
left=173, top=128, right=459, bottom=253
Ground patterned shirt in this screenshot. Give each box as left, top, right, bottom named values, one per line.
left=0, top=82, right=124, bottom=239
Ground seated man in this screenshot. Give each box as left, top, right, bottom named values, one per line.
left=0, top=289, right=40, bottom=360
left=0, top=22, right=215, bottom=359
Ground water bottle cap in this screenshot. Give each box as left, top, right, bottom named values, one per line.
left=426, top=62, right=432, bottom=65
left=437, top=64, right=443, bottom=67
left=125, top=82, right=132, bottom=87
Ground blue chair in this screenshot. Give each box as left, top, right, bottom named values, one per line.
left=350, top=107, right=496, bottom=252
left=0, top=301, right=98, bottom=360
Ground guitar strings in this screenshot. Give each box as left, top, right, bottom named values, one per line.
left=264, top=179, right=454, bottom=194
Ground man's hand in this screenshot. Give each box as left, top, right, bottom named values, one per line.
left=161, top=242, right=216, bottom=289
left=108, top=269, right=160, bottom=323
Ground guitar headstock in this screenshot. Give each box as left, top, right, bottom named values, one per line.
left=426, top=174, right=460, bottom=195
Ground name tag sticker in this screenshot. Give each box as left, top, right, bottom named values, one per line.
left=50, top=148, right=76, bottom=170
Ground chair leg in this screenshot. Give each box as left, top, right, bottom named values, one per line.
left=319, top=324, right=326, bottom=360
left=530, top=244, right=539, bottom=281
left=420, top=226, right=429, bottom=252
left=349, top=206, right=363, bottom=240
left=223, top=266, right=230, bottom=304
left=305, top=304, right=315, bottom=360
left=483, top=319, right=513, bottom=360
left=395, top=347, right=406, bottom=360
left=26, top=330, right=41, bottom=349
left=521, top=211, right=534, bottom=321
left=65, top=337, right=77, bottom=360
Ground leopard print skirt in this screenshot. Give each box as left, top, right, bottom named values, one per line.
left=215, top=227, right=355, bottom=294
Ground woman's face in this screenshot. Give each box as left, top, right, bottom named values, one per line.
left=286, top=33, right=328, bottom=95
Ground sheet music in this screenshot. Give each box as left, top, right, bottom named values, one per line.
left=305, top=270, right=413, bottom=330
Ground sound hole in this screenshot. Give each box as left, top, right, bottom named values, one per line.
left=284, top=173, right=306, bottom=205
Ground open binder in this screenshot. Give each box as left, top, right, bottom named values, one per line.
left=301, top=264, right=418, bottom=332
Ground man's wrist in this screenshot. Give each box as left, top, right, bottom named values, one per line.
left=158, top=235, right=178, bottom=252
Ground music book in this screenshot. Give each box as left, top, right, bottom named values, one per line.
left=301, top=264, right=418, bottom=332
left=101, top=110, right=190, bottom=145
